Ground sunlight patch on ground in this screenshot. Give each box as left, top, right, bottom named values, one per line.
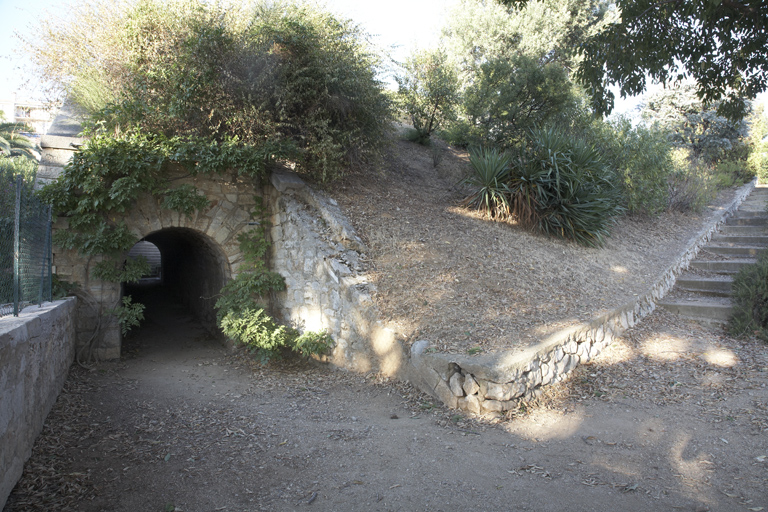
left=640, top=334, right=691, bottom=361
left=610, top=265, right=629, bottom=274
left=503, top=409, right=585, bottom=441
left=668, top=432, right=718, bottom=506
left=700, top=347, right=739, bottom=367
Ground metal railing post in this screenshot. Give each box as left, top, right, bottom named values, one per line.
left=13, top=175, right=21, bottom=316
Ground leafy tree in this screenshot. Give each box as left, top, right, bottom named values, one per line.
left=490, top=0, right=768, bottom=120
left=396, top=49, right=460, bottom=144
left=444, top=0, right=614, bottom=82
left=460, top=54, right=579, bottom=147
left=747, top=104, right=768, bottom=180
left=440, top=0, right=609, bottom=148
left=642, top=82, right=750, bottom=164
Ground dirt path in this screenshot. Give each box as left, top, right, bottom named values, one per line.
left=5, top=289, right=767, bottom=512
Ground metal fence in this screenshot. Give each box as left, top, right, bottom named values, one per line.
left=0, top=173, right=52, bottom=318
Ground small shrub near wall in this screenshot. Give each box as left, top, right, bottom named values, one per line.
left=729, top=251, right=768, bottom=341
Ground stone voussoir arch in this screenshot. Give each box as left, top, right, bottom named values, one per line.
left=53, top=166, right=264, bottom=360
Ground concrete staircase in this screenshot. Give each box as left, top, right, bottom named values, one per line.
left=659, top=185, right=768, bottom=324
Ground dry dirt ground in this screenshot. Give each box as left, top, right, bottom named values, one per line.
left=331, top=139, right=741, bottom=355
left=5, top=140, right=768, bottom=512
left=4, top=290, right=768, bottom=512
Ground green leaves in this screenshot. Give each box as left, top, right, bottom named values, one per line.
left=461, top=128, right=623, bottom=247
left=396, top=49, right=460, bottom=142
left=575, top=0, right=768, bottom=120
left=110, top=296, right=146, bottom=336
left=509, top=127, right=622, bottom=247
left=461, top=146, right=512, bottom=219
left=219, top=307, right=332, bottom=362
left=729, top=251, right=768, bottom=341
left=161, top=185, right=209, bottom=219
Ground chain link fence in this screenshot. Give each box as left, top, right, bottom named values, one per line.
left=1, top=172, right=52, bottom=318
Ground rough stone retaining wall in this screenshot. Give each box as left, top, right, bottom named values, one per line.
left=0, top=298, right=77, bottom=510
left=267, top=173, right=754, bottom=416
left=409, top=180, right=756, bottom=415
left=267, top=172, right=406, bottom=377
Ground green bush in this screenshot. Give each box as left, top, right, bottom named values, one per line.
left=396, top=48, right=460, bottom=144
left=219, top=307, right=332, bottom=361
left=440, top=120, right=486, bottom=149
left=666, top=166, right=715, bottom=213
left=729, top=251, right=768, bottom=341
left=589, top=117, right=674, bottom=215
left=460, top=146, right=511, bottom=218
left=507, top=127, right=623, bottom=247
left=44, top=0, right=392, bottom=183
left=712, top=159, right=754, bottom=189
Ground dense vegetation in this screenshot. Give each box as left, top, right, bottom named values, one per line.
left=395, top=0, right=765, bottom=245
left=29, top=0, right=391, bottom=358
left=23, top=0, right=768, bottom=350
left=499, top=0, right=768, bottom=120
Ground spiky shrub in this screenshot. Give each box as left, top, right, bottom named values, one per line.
left=461, top=146, right=511, bottom=219
left=508, top=127, right=622, bottom=247
left=729, top=252, right=768, bottom=341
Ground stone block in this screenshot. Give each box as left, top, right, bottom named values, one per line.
left=458, top=394, right=481, bottom=414
left=482, top=400, right=504, bottom=413
left=462, top=374, right=480, bottom=396
left=485, top=380, right=525, bottom=401
left=433, top=378, right=458, bottom=409
left=449, top=372, right=465, bottom=397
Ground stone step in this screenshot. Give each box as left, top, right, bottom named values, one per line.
left=731, top=211, right=768, bottom=219
left=720, top=225, right=768, bottom=235
left=737, top=200, right=768, bottom=210
left=689, top=259, right=757, bottom=274
left=710, top=234, right=768, bottom=246
left=726, top=216, right=768, bottom=226
left=703, top=245, right=767, bottom=257
left=676, top=276, right=733, bottom=295
left=658, top=297, right=733, bottom=323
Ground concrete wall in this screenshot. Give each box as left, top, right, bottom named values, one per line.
left=0, top=298, right=77, bottom=510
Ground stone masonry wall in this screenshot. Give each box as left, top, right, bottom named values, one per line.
left=266, top=172, right=754, bottom=416
left=408, top=180, right=756, bottom=416
left=0, top=298, right=77, bottom=509
left=267, top=172, right=407, bottom=377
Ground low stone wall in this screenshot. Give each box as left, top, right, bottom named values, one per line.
left=267, top=172, right=407, bottom=377
left=409, top=180, right=755, bottom=415
left=265, top=172, right=753, bottom=416
left=0, top=298, right=77, bottom=510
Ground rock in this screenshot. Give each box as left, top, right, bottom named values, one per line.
left=433, top=378, right=459, bottom=409
left=482, top=400, right=504, bottom=412
left=459, top=394, right=482, bottom=415
left=462, top=374, right=480, bottom=396
left=449, top=373, right=465, bottom=397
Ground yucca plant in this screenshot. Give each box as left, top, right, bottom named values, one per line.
left=508, top=127, right=622, bottom=247
left=461, top=146, right=511, bottom=219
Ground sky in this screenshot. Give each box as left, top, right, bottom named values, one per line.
left=0, top=0, right=458, bottom=101
left=0, top=0, right=764, bottom=113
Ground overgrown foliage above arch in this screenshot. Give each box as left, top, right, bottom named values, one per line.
left=26, top=0, right=392, bottom=182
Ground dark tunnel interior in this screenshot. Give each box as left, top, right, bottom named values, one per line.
left=123, top=228, right=229, bottom=339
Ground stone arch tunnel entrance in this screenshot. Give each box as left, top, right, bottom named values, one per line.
left=123, top=228, right=231, bottom=338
